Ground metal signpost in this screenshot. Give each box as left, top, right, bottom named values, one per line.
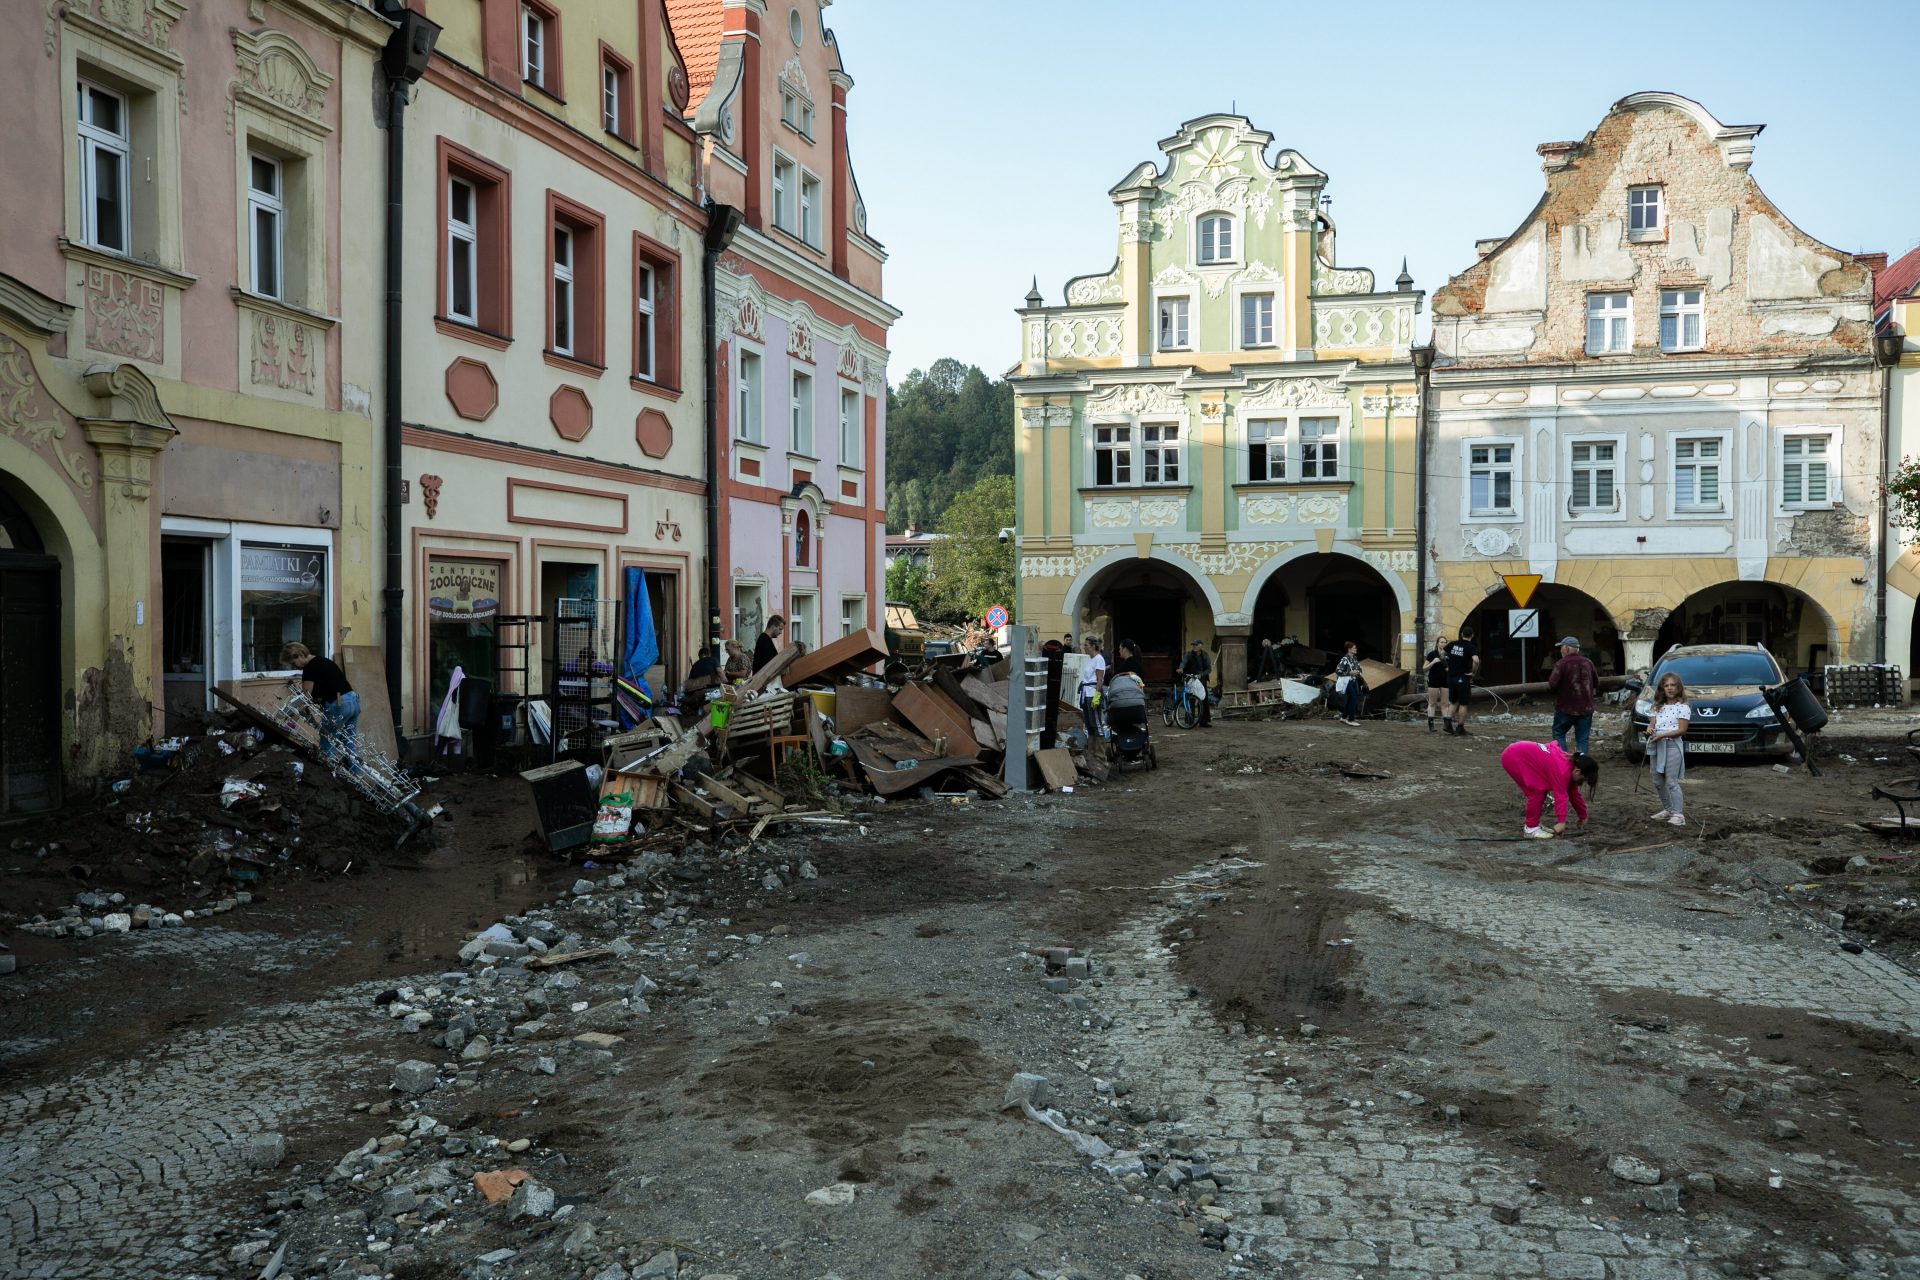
left=1501, top=573, right=1543, bottom=685
left=1003, top=624, right=1041, bottom=794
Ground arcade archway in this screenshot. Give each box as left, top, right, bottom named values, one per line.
left=1075, top=556, right=1212, bottom=685
left=1655, top=581, right=1834, bottom=678
left=1247, top=552, right=1399, bottom=667
left=1462, top=584, right=1624, bottom=686
left=0, top=476, right=61, bottom=813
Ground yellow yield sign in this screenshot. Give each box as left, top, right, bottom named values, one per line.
left=1501, top=573, right=1542, bottom=608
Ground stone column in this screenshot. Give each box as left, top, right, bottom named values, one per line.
left=79, top=417, right=173, bottom=765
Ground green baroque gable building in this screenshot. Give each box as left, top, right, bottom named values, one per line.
left=1011, top=114, right=1424, bottom=690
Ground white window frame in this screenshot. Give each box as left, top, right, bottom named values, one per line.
left=1779, top=427, right=1840, bottom=512
left=521, top=4, right=547, bottom=88
left=601, top=61, right=621, bottom=135
left=246, top=151, right=285, bottom=299
left=1195, top=212, right=1237, bottom=266
left=735, top=344, right=764, bottom=445
left=791, top=368, right=815, bottom=456
left=551, top=223, right=575, bottom=357
left=799, top=169, right=822, bottom=248
left=634, top=261, right=656, bottom=382
left=780, top=86, right=815, bottom=139
left=1586, top=292, right=1632, bottom=355
left=1463, top=437, right=1521, bottom=522
left=839, top=594, right=866, bottom=638
left=1659, top=288, right=1705, bottom=353
left=1669, top=432, right=1731, bottom=518
left=789, top=591, right=819, bottom=648
left=1565, top=433, right=1625, bottom=520
left=771, top=151, right=797, bottom=234
left=1296, top=416, right=1343, bottom=483
left=1238, top=290, right=1275, bottom=349
left=839, top=385, right=861, bottom=467
left=1154, top=291, right=1192, bottom=352
left=1627, top=185, right=1663, bottom=241
left=1140, top=419, right=1182, bottom=486
left=1247, top=418, right=1288, bottom=483
left=1092, top=421, right=1133, bottom=488
left=445, top=176, right=479, bottom=325
left=77, top=78, right=132, bottom=254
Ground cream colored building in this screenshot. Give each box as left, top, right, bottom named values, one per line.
left=1011, top=114, right=1422, bottom=690
left=1430, top=92, right=1883, bottom=685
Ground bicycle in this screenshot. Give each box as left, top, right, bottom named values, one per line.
left=1162, top=681, right=1200, bottom=729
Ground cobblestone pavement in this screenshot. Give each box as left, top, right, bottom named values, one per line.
left=1335, top=851, right=1920, bottom=1038
left=0, top=929, right=379, bottom=1280
left=1088, top=851, right=1920, bottom=1280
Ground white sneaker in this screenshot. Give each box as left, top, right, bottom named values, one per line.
left=1523, top=826, right=1554, bottom=840
left=1667, top=813, right=1687, bottom=826
left=1649, top=809, right=1671, bottom=822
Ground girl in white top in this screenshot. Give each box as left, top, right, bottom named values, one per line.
left=1646, top=673, right=1691, bottom=826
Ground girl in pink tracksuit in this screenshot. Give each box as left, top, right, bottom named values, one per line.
left=1500, top=741, right=1599, bottom=838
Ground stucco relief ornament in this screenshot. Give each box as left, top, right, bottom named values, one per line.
left=0, top=336, right=93, bottom=490
left=1296, top=495, right=1341, bottom=524
left=836, top=343, right=861, bottom=382
left=1471, top=527, right=1513, bottom=557
left=1089, top=500, right=1135, bottom=529
left=46, top=0, right=185, bottom=56
left=787, top=318, right=814, bottom=363
left=1019, top=546, right=1105, bottom=579
left=1065, top=268, right=1122, bottom=306
left=1240, top=376, right=1343, bottom=412
left=656, top=510, right=683, bottom=542
left=1138, top=500, right=1182, bottom=528
left=84, top=265, right=163, bottom=363
left=731, top=294, right=762, bottom=341
left=1085, top=381, right=1185, bottom=418
left=1164, top=540, right=1291, bottom=579
left=1185, top=128, right=1249, bottom=189
left=1311, top=261, right=1375, bottom=296
left=228, top=30, right=334, bottom=133
left=417, top=474, right=442, bottom=519
left=1243, top=495, right=1292, bottom=525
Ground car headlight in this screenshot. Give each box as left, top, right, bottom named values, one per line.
left=1633, top=700, right=1652, bottom=716
left=1746, top=704, right=1779, bottom=719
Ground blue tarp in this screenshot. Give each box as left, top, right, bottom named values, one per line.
left=618, top=567, right=657, bottom=728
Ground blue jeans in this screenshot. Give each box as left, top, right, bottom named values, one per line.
left=1342, top=679, right=1363, bottom=722
left=321, top=691, right=362, bottom=762
left=1081, top=691, right=1104, bottom=740
left=1552, top=709, right=1592, bottom=755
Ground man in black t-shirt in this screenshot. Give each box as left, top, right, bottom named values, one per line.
left=1444, top=627, right=1479, bottom=737
left=753, top=615, right=786, bottom=674
left=282, top=642, right=359, bottom=760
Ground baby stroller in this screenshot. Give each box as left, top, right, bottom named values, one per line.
left=1105, top=674, right=1156, bottom=771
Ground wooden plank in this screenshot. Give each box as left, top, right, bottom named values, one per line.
left=690, top=771, right=760, bottom=814
left=728, top=771, right=789, bottom=808
left=741, top=644, right=802, bottom=694
left=961, top=676, right=1009, bottom=715
left=782, top=627, right=890, bottom=687
left=893, top=682, right=976, bottom=757
left=832, top=686, right=896, bottom=734
left=806, top=702, right=830, bottom=757
left=932, top=666, right=985, bottom=720
left=1034, top=747, right=1078, bottom=791
left=668, top=780, right=723, bottom=821
left=526, top=946, right=616, bottom=970
left=339, top=646, right=400, bottom=759
left=957, top=766, right=1009, bottom=799
left=970, top=718, right=998, bottom=751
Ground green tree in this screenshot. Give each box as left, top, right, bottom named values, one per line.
left=884, top=359, right=1015, bottom=533
left=924, top=475, right=1015, bottom=623
left=884, top=553, right=933, bottom=615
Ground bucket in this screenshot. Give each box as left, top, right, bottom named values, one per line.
left=1767, top=676, right=1828, bottom=733
left=709, top=699, right=732, bottom=730
left=807, top=689, right=837, bottom=719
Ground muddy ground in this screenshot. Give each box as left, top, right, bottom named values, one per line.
left=3, top=706, right=1919, bottom=1279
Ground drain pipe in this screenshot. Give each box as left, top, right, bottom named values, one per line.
left=1874, top=328, right=1907, bottom=665
left=701, top=202, right=743, bottom=656
left=1410, top=342, right=1436, bottom=658
left=378, top=9, right=441, bottom=743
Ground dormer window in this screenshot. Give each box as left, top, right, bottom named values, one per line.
left=1628, top=185, right=1662, bottom=241
left=1197, top=213, right=1235, bottom=265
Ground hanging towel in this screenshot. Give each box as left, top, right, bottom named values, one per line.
left=618, top=567, right=658, bottom=729
left=435, top=665, right=466, bottom=755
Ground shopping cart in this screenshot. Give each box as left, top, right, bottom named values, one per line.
left=272, top=686, right=435, bottom=844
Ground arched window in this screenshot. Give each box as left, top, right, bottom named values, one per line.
left=1197, top=213, right=1234, bottom=264
left=793, top=509, right=811, bottom=566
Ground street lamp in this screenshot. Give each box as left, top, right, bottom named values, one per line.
left=1409, top=341, right=1437, bottom=658
left=1873, top=325, right=1906, bottom=369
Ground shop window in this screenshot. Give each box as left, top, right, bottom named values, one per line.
left=240, top=542, right=327, bottom=673
left=426, top=558, right=502, bottom=712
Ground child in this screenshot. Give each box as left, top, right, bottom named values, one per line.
left=1645, top=673, right=1691, bottom=826
left=1499, top=740, right=1598, bottom=839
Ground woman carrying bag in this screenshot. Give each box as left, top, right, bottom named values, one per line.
left=1333, top=640, right=1366, bottom=726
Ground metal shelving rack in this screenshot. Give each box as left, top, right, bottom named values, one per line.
left=547, top=597, right=621, bottom=759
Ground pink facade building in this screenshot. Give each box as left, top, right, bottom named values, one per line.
left=671, top=0, right=897, bottom=656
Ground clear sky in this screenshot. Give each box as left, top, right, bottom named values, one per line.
left=821, top=0, right=1920, bottom=385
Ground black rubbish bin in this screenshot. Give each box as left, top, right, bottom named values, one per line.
left=1766, top=676, right=1829, bottom=733
left=458, top=676, right=495, bottom=731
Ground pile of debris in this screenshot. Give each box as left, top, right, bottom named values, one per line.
left=8, top=719, right=428, bottom=898
left=526, top=631, right=1101, bottom=856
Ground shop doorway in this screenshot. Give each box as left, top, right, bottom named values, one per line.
left=161, top=538, right=212, bottom=726
left=644, top=570, right=677, bottom=687
left=0, top=484, right=61, bottom=813
left=426, top=556, right=503, bottom=715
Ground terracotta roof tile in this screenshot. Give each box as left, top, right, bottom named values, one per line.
left=665, top=0, right=725, bottom=112
left=1876, top=245, right=1920, bottom=315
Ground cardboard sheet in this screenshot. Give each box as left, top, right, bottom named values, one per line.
left=782, top=628, right=889, bottom=686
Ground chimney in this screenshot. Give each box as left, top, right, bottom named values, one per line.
left=1474, top=238, right=1505, bottom=261
left=906, top=521, right=920, bottom=537
left=1858, top=252, right=1889, bottom=274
